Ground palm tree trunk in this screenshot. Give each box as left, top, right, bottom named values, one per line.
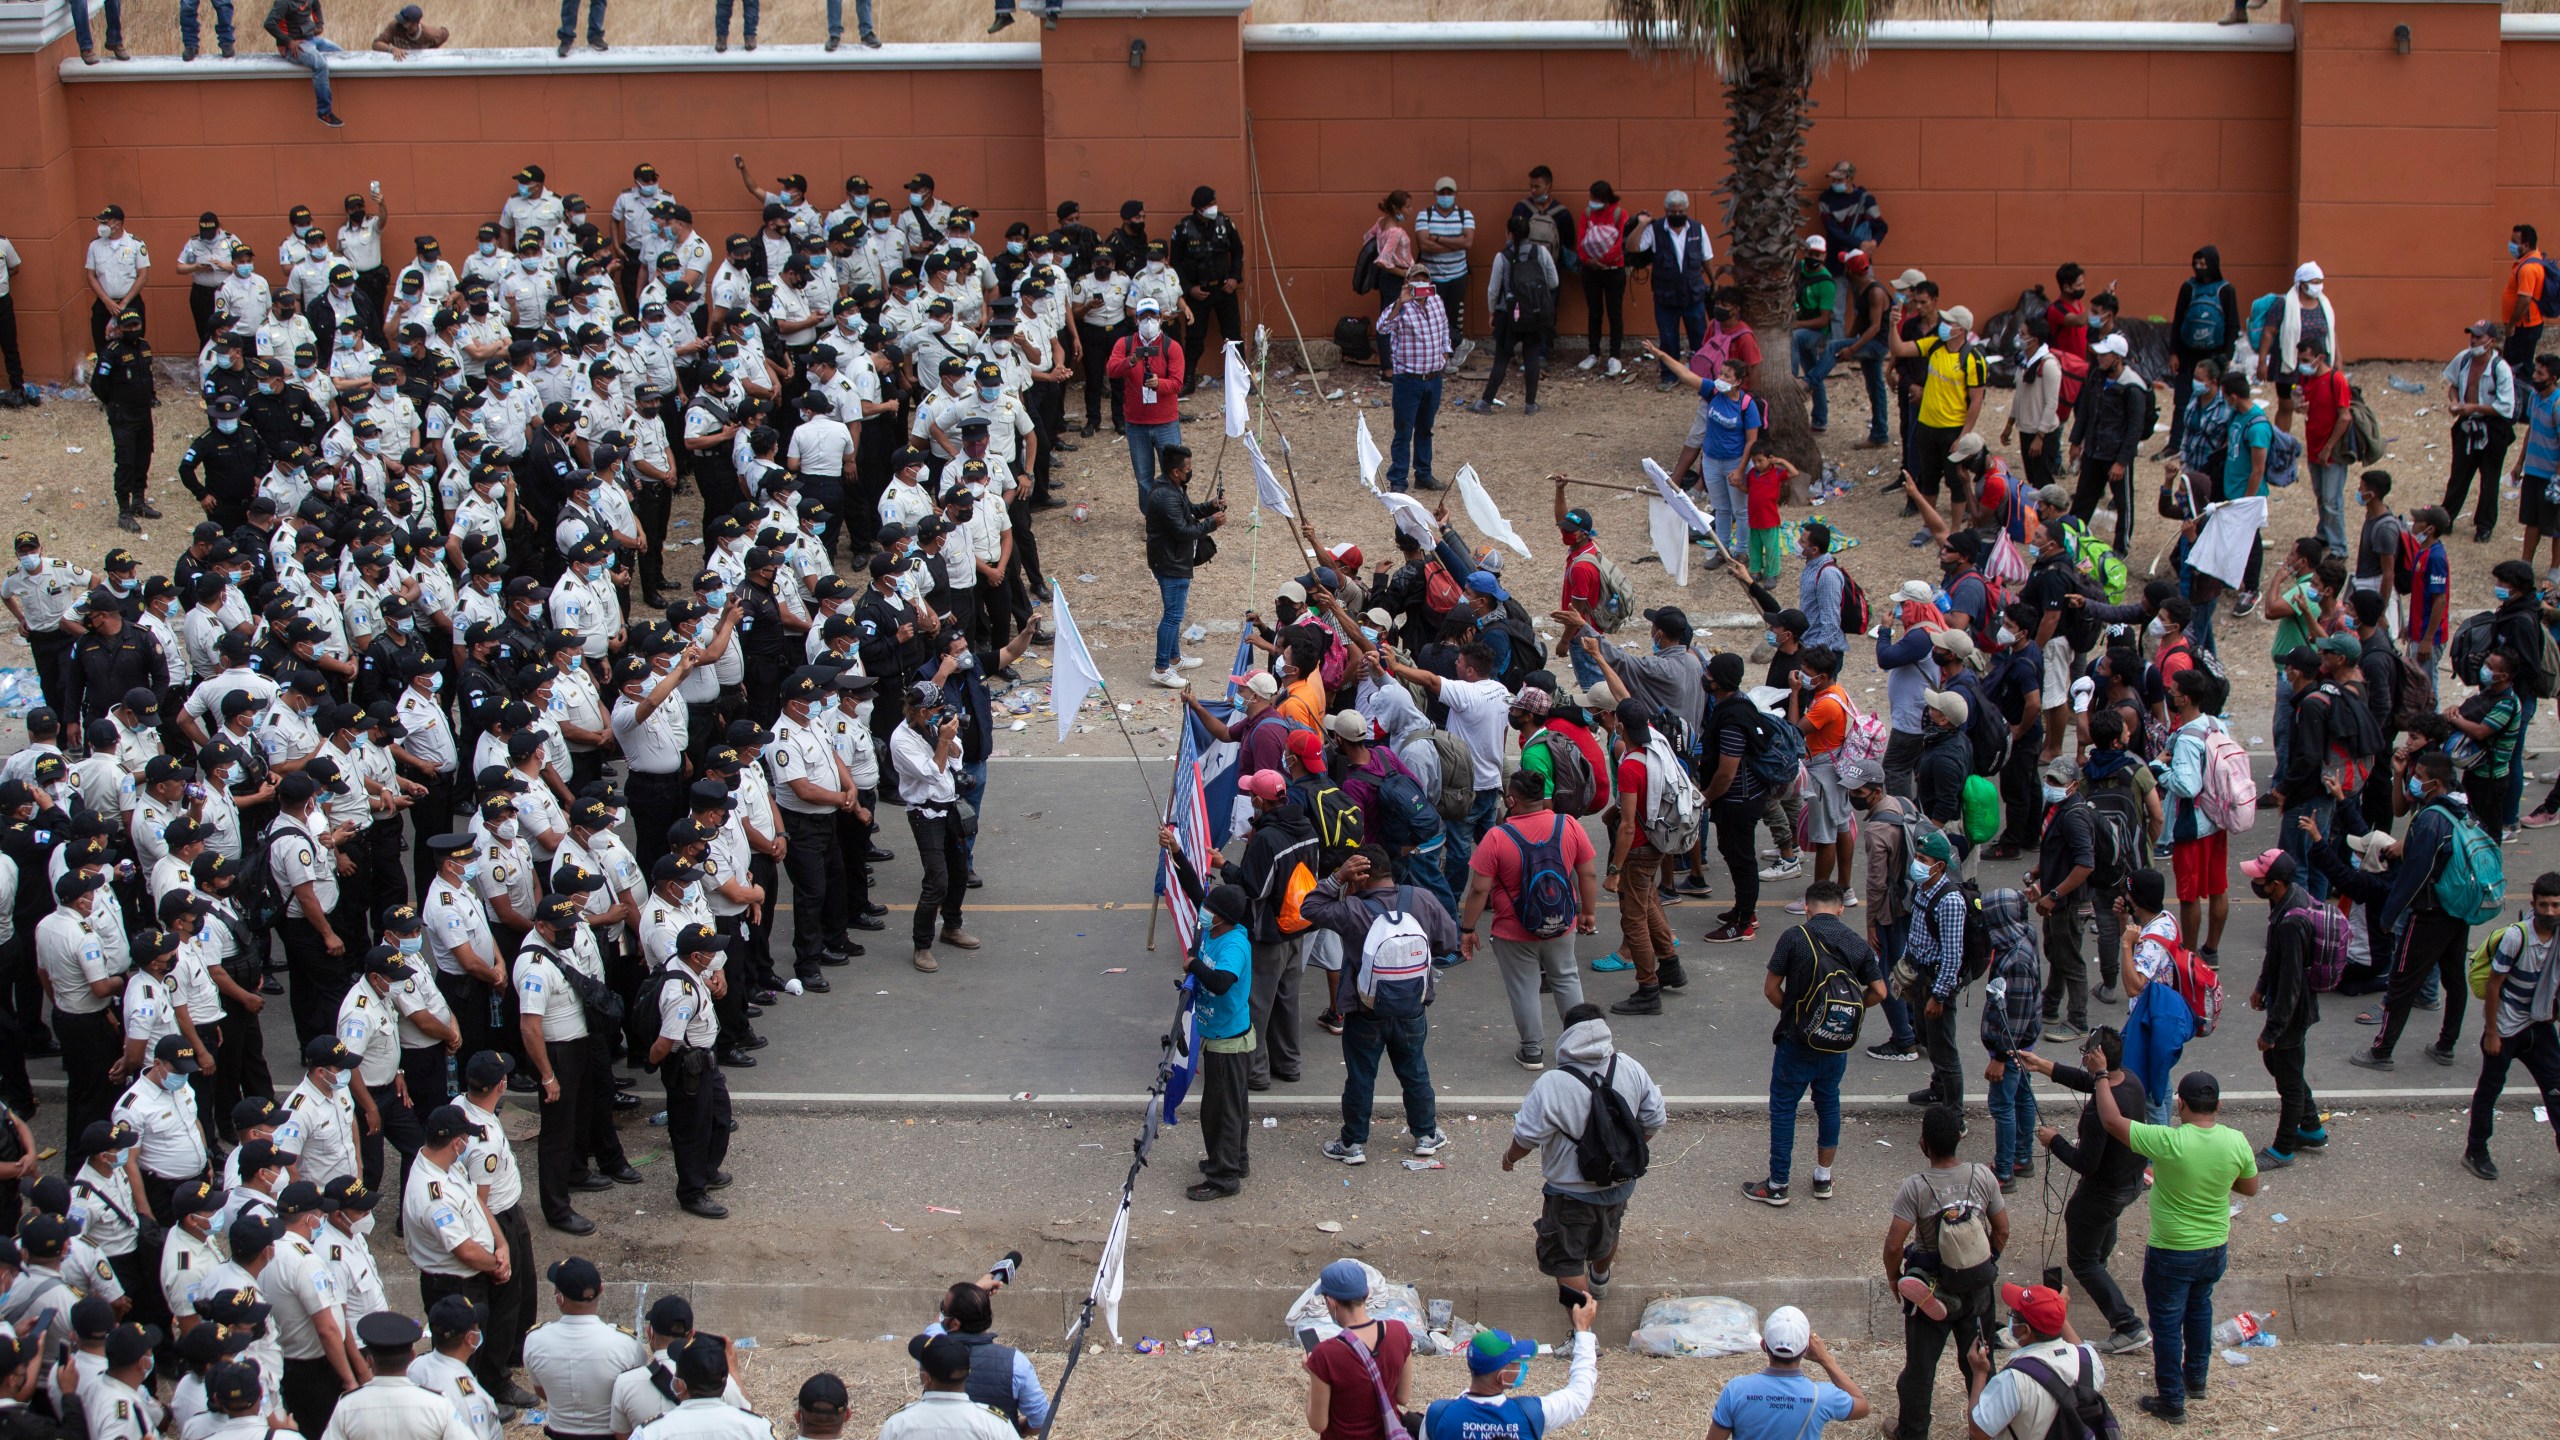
left=1721, top=42, right=1822, bottom=481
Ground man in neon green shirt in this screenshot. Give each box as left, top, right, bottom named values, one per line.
left=2094, top=1068, right=2258, bottom=1426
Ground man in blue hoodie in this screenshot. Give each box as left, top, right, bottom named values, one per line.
left=2352, top=751, right=2474, bottom=1070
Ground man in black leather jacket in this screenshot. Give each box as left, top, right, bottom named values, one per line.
left=1141, top=443, right=1224, bottom=690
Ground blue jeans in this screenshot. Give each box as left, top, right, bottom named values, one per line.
left=1126, top=420, right=1182, bottom=500
left=1766, top=1040, right=1847, bottom=1188
left=1697, top=452, right=1744, bottom=552
left=72, top=0, right=122, bottom=49
left=1154, top=574, right=1189, bottom=671
left=1877, top=918, right=1916, bottom=1047
left=1986, top=1060, right=2041, bottom=1178
left=715, top=0, right=758, bottom=39
left=1654, top=302, right=1708, bottom=380
left=559, top=0, right=606, bottom=41
left=994, top=0, right=1061, bottom=14
left=2125, top=986, right=2194, bottom=1125
left=1389, top=374, right=1442, bottom=491
left=826, top=0, right=877, bottom=35
left=1849, top=346, right=1891, bottom=442
left=179, top=0, right=231, bottom=50
left=2142, top=1243, right=2229, bottom=1408
left=284, top=37, right=344, bottom=115
left=957, top=758, right=986, bottom=863
left=1338, top=1008, right=1435, bottom=1146
left=2279, top=796, right=2333, bottom=903
left=1568, top=643, right=1605, bottom=692
left=2189, top=590, right=2220, bottom=657
left=1393, top=837, right=1461, bottom=936
left=1791, top=328, right=1853, bottom=429
left=2310, top=460, right=2350, bottom=556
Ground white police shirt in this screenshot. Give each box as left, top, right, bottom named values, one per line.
left=457, top=1094, right=524, bottom=1213
left=514, top=942, right=587, bottom=1043
left=276, top=1075, right=360, bottom=1191
left=402, top=1149, right=494, bottom=1278
left=523, top=1313, right=648, bottom=1438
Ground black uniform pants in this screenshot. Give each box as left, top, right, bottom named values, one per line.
left=2374, top=911, right=2472, bottom=1058
left=401, top=1042, right=454, bottom=1115
left=625, top=769, right=686, bottom=881
left=106, top=402, right=153, bottom=512
left=1891, top=1293, right=1990, bottom=1440
left=57, top=1009, right=119, bottom=1167
left=0, top=932, right=36, bottom=1105
left=743, top=653, right=786, bottom=728
left=366, top=818, right=408, bottom=915
left=663, top=1051, right=732, bottom=1204
left=28, top=630, right=73, bottom=724
left=403, top=768, right=456, bottom=903
left=780, top=809, right=838, bottom=978
left=360, top=1077, right=425, bottom=1197
left=281, top=1356, right=346, bottom=1436
left=536, top=1033, right=592, bottom=1224
left=576, top=1029, right=629, bottom=1174
left=1182, top=290, right=1243, bottom=392
left=1712, top=794, right=1761, bottom=924
left=822, top=795, right=875, bottom=945
left=634, top=482, right=673, bottom=594
left=486, top=1203, right=535, bottom=1372
left=695, top=454, right=745, bottom=522
left=0, top=293, right=27, bottom=390
left=417, top=1270, right=500, bottom=1382
left=215, top=1002, right=277, bottom=1135
left=745, top=852, right=781, bottom=989
left=1077, top=320, right=1122, bottom=431
left=1028, top=378, right=1065, bottom=493
left=436, top=969, right=501, bottom=1076
left=909, top=809, right=968, bottom=949
left=282, top=914, right=353, bottom=1047
left=2064, top=1180, right=2145, bottom=1336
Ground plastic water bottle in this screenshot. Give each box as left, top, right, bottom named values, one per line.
left=2210, top=1311, right=2272, bottom=1347
left=444, top=1053, right=458, bottom=1100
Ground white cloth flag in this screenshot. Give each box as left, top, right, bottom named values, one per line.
left=1649, top=497, right=1693, bottom=588
left=2187, top=495, right=2267, bottom=588
left=1222, top=340, right=1252, bottom=438
left=1454, top=464, right=1531, bottom=560
left=1355, top=413, right=1386, bottom=494
left=1082, top=1191, right=1133, bottom=1344
left=1378, top=488, right=1439, bottom=549
left=1049, top=579, right=1108, bottom=740
left=1643, top=457, right=1716, bottom=536
left=1242, top=432, right=1292, bottom=519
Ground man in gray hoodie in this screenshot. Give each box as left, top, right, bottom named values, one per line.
left=1503, top=1007, right=1669, bottom=1302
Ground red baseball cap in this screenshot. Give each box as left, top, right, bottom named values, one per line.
left=2000, top=1282, right=2069, bottom=1337
left=1285, top=728, right=1326, bottom=773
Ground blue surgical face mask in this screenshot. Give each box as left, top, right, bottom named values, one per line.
left=216, top=418, right=240, bottom=435
left=400, top=935, right=423, bottom=956
left=978, top=385, right=1001, bottom=403
left=429, top=672, right=446, bottom=694
left=1434, top=194, right=1456, bottom=211
left=1938, top=321, right=1956, bottom=342
left=871, top=217, right=893, bottom=234
left=1906, top=858, right=1931, bottom=883
left=320, top=573, right=339, bottom=591
left=2042, top=782, right=2069, bottom=804
left=478, top=241, right=497, bottom=257
left=17, top=555, right=40, bottom=574
left=2514, top=241, right=2526, bottom=259
left=460, top=859, right=483, bottom=886
left=2407, top=775, right=2426, bottom=799
left=160, top=1072, right=190, bottom=1094
left=396, top=616, right=416, bottom=635
left=2496, top=585, right=2515, bottom=601
left=2483, top=665, right=2498, bottom=686
left=1006, top=241, right=1025, bottom=257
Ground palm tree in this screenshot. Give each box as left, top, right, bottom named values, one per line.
left=1611, top=0, right=1897, bottom=469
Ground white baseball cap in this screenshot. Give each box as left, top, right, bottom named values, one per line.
left=1763, top=1305, right=1811, bottom=1360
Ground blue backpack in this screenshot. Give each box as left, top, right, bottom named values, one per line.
left=1497, top=820, right=1579, bottom=940
left=2262, top=425, right=2303, bottom=489
left=1371, top=768, right=1445, bottom=848
left=1746, top=705, right=1805, bottom=792
left=2430, top=800, right=2507, bottom=925
left=2179, top=285, right=2227, bottom=352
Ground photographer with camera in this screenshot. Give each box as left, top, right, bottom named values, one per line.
left=1142, top=443, right=1225, bottom=690
left=892, top=682, right=978, bottom=975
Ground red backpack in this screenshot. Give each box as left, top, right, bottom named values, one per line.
left=1816, top=556, right=1870, bottom=633
left=2156, top=935, right=2225, bottom=1038
left=1421, top=559, right=1463, bottom=619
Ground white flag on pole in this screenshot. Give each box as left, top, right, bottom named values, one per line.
left=1355, top=413, right=1386, bottom=494
left=1049, top=579, right=1108, bottom=740
left=1085, top=1191, right=1133, bottom=1344
left=1378, top=488, right=1439, bottom=549
left=1643, top=457, right=1716, bottom=536
left=1222, top=341, right=1252, bottom=438
left=2187, top=496, right=2267, bottom=588
left=1454, top=464, right=1532, bottom=559
left=1242, top=433, right=1293, bottom=519
left=1649, top=497, right=1694, bottom=588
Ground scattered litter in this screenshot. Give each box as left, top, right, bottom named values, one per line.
left=879, top=1221, right=904, bottom=1231
left=2393, top=1243, right=2402, bottom=1256
left=1180, top=1327, right=1216, bottom=1349
left=1183, top=624, right=1207, bottom=642
left=1262, top=1117, right=1278, bottom=1128
left=2222, top=1348, right=2251, bottom=1366
left=1102, top=967, right=1127, bottom=974
left=2358, top=1372, right=2385, bottom=1383
left=1010, top=1092, right=1037, bottom=1101
left=2271, top=1213, right=2288, bottom=1224
left=2537, top=1105, right=2549, bottom=1124
left=1315, top=1221, right=1343, bottom=1233
left=1629, top=1296, right=1761, bottom=1358
left=2386, top=376, right=2427, bottom=394
left=1876, top=1139, right=1892, bottom=1147
left=1398, top=1159, right=1444, bottom=1172
left=1076, top=572, right=1098, bottom=583
left=63, top=446, right=81, bottom=454
left=1133, top=1337, right=1169, bottom=1355
left=732, top=1338, right=758, bottom=1350
left=782, top=978, right=803, bottom=996
left=926, top=1206, right=962, bottom=1216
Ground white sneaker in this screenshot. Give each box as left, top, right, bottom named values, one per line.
left=1783, top=899, right=1809, bottom=915
left=1149, top=667, right=1190, bottom=689
left=1577, top=354, right=1600, bottom=372
left=1452, top=338, right=1476, bottom=369
left=1844, top=892, right=1861, bottom=907
left=1759, top=856, right=1804, bottom=880
left=1176, top=653, right=1205, bottom=670
left=1604, top=357, right=1624, bottom=377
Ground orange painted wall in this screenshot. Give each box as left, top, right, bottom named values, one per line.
left=1243, top=43, right=2300, bottom=350
left=4, top=33, right=91, bottom=381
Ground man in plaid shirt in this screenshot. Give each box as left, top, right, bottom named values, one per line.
left=1903, top=828, right=1973, bottom=1108
left=1381, top=266, right=1452, bottom=492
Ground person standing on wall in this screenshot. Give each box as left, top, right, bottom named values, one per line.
left=2505, top=224, right=2551, bottom=383
left=1172, top=187, right=1245, bottom=397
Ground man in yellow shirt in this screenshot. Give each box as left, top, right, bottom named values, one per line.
left=1888, top=301, right=1987, bottom=533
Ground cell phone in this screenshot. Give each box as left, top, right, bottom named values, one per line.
left=2043, top=1265, right=2068, bottom=1293
left=1297, top=1326, right=1322, bottom=1354
left=1556, top=1282, right=1583, bottom=1309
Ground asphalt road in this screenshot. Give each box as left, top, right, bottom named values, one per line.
left=24, top=755, right=2549, bottom=1108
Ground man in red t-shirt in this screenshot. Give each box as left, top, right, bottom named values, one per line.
left=1303, top=1259, right=1413, bottom=1440
left=1461, top=769, right=1602, bottom=1069
left=2047, top=262, right=2092, bottom=363
left=1552, top=483, right=1609, bottom=691
left=1107, top=295, right=1187, bottom=497
left=1601, top=699, right=1684, bottom=1016
left=2296, top=342, right=2355, bottom=554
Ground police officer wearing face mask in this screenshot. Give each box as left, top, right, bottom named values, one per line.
left=180, top=395, right=274, bottom=532
left=115, top=1037, right=214, bottom=1218
left=89, top=306, right=160, bottom=535
left=336, top=941, right=431, bottom=1198
left=63, top=584, right=168, bottom=730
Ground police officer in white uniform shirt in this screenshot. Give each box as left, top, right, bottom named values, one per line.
left=626, top=1339, right=771, bottom=1440
left=523, top=1257, right=647, bottom=1440
left=316, top=1175, right=391, bottom=1329
left=401, top=1104, right=507, bottom=1361
left=111, top=1035, right=213, bottom=1215
left=410, top=1296, right=503, bottom=1440
left=453, top=1053, right=539, bottom=1409
left=41, top=868, right=125, bottom=1150
left=275, top=1037, right=364, bottom=1196
left=513, top=893, right=608, bottom=1237
left=320, top=1310, right=480, bottom=1440
left=86, top=1321, right=168, bottom=1440
left=266, top=1180, right=368, bottom=1433
left=338, top=942, right=430, bottom=1196
left=159, top=1177, right=231, bottom=1331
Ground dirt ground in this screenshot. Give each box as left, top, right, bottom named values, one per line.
left=0, top=341, right=2524, bottom=758
left=688, top=1333, right=2558, bottom=1440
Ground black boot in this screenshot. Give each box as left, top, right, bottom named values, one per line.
left=1608, top=985, right=1663, bottom=1016
left=1657, top=956, right=1689, bottom=990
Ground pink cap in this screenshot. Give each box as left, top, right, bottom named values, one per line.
left=2238, top=847, right=2292, bottom=881
left=1239, top=771, right=1286, bottom=803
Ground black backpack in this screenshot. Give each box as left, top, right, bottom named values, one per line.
left=1298, top=780, right=1367, bottom=871
left=2081, top=786, right=2141, bottom=891
left=1789, top=927, right=1869, bottom=1054
left=624, top=961, right=696, bottom=1071
left=1333, top=315, right=1374, bottom=363
left=1566, top=1056, right=1650, bottom=1186
left=1954, top=878, right=1995, bottom=988
left=1496, top=602, right=1540, bottom=690
left=1502, top=242, right=1557, bottom=331
left=238, top=819, right=312, bottom=935
left=2008, top=1348, right=2124, bottom=1440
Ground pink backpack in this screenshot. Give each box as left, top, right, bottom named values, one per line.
left=2195, top=724, right=2258, bottom=834
left=1839, top=692, right=1890, bottom=769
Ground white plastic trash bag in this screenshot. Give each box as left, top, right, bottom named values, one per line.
left=1283, top=1260, right=1428, bottom=1347
left=1628, top=1295, right=1761, bottom=1358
